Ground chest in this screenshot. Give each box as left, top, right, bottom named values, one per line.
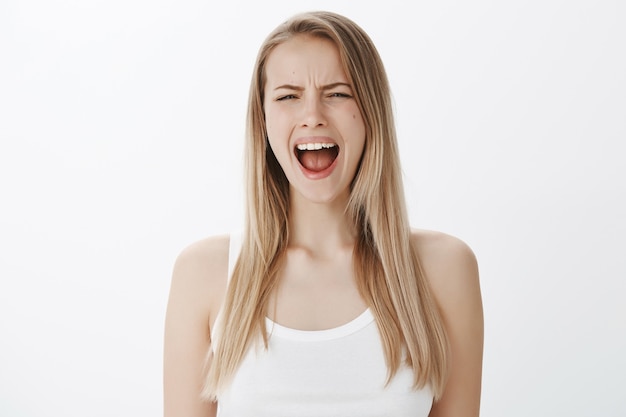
left=270, top=248, right=367, bottom=330
left=216, top=315, right=433, bottom=417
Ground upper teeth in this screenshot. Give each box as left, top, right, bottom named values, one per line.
left=296, top=143, right=337, bottom=151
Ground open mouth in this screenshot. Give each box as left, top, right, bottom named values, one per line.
left=295, top=143, right=339, bottom=172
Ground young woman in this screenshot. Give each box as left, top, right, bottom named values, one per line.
left=164, top=11, right=483, bottom=417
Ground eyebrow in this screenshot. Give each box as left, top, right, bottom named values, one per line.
left=273, top=82, right=352, bottom=91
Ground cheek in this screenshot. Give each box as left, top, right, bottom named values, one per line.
left=266, top=130, right=288, bottom=162
left=351, top=113, right=366, bottom=142
left=264, top=107, right=284, bottom=136
left=353, top=116, right=367, bottom=159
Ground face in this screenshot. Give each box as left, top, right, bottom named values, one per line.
left=263, top=35, right=366, bottom=205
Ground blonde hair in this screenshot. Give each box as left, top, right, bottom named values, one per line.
left=204, top=11, right=449, bottom=399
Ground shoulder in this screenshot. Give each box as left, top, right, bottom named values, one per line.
left=173, top=234, right=230, bottom=278
left=410, top=228, right=477, bottom=265
left=411, top=229, right=483, bottom=415
left=164, top=235, right=229, bottom=417
left=410, top=228, right=479, bottom=295
left=169, top=234, right=231, bottom=326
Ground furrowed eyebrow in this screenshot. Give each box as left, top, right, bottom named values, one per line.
left=273, top=82, right=353, bottom=91
left=321, top=82, right=352, bottom=91
left=274, top=84, right=304, bottom=91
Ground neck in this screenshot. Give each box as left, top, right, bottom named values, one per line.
left=287, top=189, right=356, bottom=255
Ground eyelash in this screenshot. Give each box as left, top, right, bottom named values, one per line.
left=276, top=92, right=352, bottom=101
left=330, top=92, right=352, bottom=97
left=277, top=94, right=297, bottom=101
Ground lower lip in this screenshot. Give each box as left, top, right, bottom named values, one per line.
left=297, top=156, right=339, bottom=180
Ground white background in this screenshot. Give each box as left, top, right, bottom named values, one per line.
left=1, top=0, right=624, bottom=416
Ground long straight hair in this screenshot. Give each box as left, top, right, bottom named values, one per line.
left=204, top=11, right=449, bottom=400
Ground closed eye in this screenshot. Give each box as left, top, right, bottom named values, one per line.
left=328, top=92, right=352, bottom=98
left=277, top=94, right=298, bottom=101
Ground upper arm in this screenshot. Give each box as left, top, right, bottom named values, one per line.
left=163, top=236, right=229, bottom=417
left=413, top=230, right=484, bottom=417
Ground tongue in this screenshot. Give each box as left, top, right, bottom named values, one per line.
left=299, top=148, right=337, bottom=172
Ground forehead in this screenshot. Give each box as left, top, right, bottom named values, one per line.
left=264, top=35, right=348, bottom=87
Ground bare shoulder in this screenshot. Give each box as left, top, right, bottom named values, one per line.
left=169, top=234, right=230, bottom=324
left=411, top=229, right=483, bottom=416
left=163, top=235, right=230, bottom=417
left=410, top=228, right=479, bottom=291
left=172, top=234, right=230, bottom=285
left=409, top=228, right=481, bottom=329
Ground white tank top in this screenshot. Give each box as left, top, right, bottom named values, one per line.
left=213, top=234, right=433, bottom=417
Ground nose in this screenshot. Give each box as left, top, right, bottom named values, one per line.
left=300, top=95, right=327, bottom=128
